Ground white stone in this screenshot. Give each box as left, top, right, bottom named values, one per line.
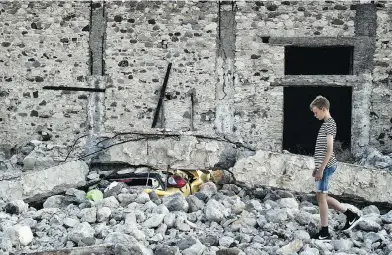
left=97, top=207, right=111, bottom=222
left=17, top=226, right=33, bottom=246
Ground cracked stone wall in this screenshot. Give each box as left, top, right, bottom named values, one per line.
left=370, top=7, right=392, bottom=153
left=234, top=1, right=356, bottom=151
left=104, top=1, right=218, bottom=133
left=0, top=2, right=90, bottom=163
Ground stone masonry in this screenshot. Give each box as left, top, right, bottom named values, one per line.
left=0, top=1, right=392, bottom=181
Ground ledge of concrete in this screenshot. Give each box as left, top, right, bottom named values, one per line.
left=270, top=75, right=367, bottom=87
left=233, top=150, right=392, bottom=203
left=269, top=36, right=356, bottom=46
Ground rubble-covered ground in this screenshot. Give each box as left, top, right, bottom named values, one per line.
left=1, top=181, right=392, bottom=255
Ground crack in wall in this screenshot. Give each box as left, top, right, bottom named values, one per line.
left=215, top=1, right=236, bottom=135
left=85, top=1, right=107, bottom=157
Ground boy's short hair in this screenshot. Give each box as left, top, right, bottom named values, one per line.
left=310, top=95, right=330, bottom=110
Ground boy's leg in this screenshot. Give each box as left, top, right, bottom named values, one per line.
left=322, top=168, right=361, bottom=232
left=312, top=168, right=333, bottom=240
left=317, top=193, right=329, bottom=226
left=327, top=196, right=346, bottom=212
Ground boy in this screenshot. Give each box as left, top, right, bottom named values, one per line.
left=310, top=96, right=361, bottom=240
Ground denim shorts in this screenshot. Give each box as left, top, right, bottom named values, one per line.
left=315, top=165, right=337, bottom=193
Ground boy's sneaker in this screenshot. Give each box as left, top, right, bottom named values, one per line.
left=341, top=211, right=361, bottom=232
left=311, top=231, right=331, bottom=241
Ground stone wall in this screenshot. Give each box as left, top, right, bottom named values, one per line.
left=233, top=1, right=357, bottom=151
left=370, top=6, right=392, bottom=153
left=104, top=1, right=218, bottom=133
left=0, top=1, right=90, bottom=162
left=0, top=0, right=391, bottom=170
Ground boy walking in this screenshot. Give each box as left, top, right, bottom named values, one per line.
left=310, top=96, right=361, bottom=240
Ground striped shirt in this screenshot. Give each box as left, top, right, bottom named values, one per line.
left=314, top=118, right=337, bottom=168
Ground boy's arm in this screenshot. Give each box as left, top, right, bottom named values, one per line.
left=319, top=134, right=334, bottom=171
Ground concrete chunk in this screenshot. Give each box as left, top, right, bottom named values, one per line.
left=22, top=160, right=89, bottom=202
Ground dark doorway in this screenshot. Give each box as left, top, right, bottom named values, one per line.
left=283, top=86, right=352, bottom=156
left=285, top=46, right=354, bottom=75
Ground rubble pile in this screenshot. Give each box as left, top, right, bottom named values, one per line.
left=357, top=147, right=392, bottom=171
left=1, top=182, right=392, bottom=255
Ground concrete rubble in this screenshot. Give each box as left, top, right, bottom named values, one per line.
left=0, top=181, right=392, bottom=255
left=0, top=161, right=89, bottom=202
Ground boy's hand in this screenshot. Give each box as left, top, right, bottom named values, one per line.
left=312, top=168, right=317, bottom=177
left=314, top=169, right=324, bottom=181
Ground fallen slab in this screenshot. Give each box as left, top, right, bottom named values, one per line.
left=22, top=160, right=89, bottom=203
left=18, top=244, right=114, bottom=255
left=233, top=150, right=392, bottom=203
left=0, top=161, right=89, bottom=202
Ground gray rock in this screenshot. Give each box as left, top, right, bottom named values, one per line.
left=162, top=193, right=189, bottom=212
left=295, top=211, right=315, bottom=226
left=63, top=217, right=80, bottom=228
left=177, top=237, right=197, bottom=250
left=143, top=213, right=165, bottom=228
left=276, top=190, right=295, bottom=198
left=222, top=184, right=242, bottom=194
left=68, top=222, right=95, bottom=243
left=80, top=207, right=97, bottom=223
left=104, top=232, right=138, bottom=246
left=0, top=233, right=12, bottom=251
left=135, top=192, right=151, bottom=204
left=331, top=239, right=353, bottom=251
left=381, top=210, right=392, bottom=223
left=278, top=198, right=299, bottom=209
left=43, top=195, right=74, bottom=209
left=164, top=213, right=176, bottom=227
left=362, top=205, right=380, bottom=215
left=300, top=246, right=319, bottom=255
left=219, top=236, right=235, bottom=248
left=205, top=199, right=226, bottom=223
left=358, top=218, right=381, bottom=232
left=194, top=192, right=209, bottom=202
left=276, top=239, right=303, bottom=255
left=364, top=232, right=384, bottom=244
left=266, top=209, right=288, bottom=223
left=154, top=245, right=180, bottom=255
left=246, top=200, right=263, bottom=212
left=95, top=196, right=120, bottom=209
left=118, top=193, right=137, bottom=206
left=182, top=240, right=206, bottom=255
left=200, top=234, right=219, bottom=246
left=0, top=160, right=22, bottom=181
left=5, top=200, right=28, bottom=214
left=97, top=207, right=111, bottom=222
left=186, top=195, right=205, bottom=212
left=152, top=204, right=169, bottom=215
left=199, top=182, right=217, bottom=199
left=103, top=182, right=127, bottom=197
left=65, top=188, right=87, bottom=203
left=294, top=230, right=310, bottom=240
left=23, top=153, right=55, bottom=171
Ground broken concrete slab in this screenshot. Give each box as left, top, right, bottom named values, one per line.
left=22, top=160, right=89, bottom=203
left=233, top=150, right=392, bottom=203
left=95, top=135, right=252, bottom=170
left=0, top=160, right=89, bottom=202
